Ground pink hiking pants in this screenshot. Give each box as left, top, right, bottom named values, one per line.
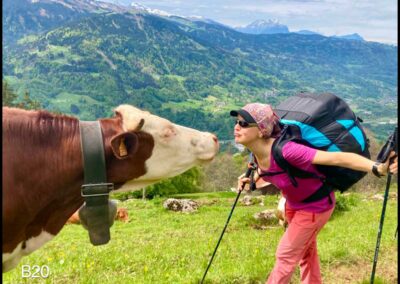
left=266, top=205, right=335, bottom=284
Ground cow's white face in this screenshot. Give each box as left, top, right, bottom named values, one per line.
left=114, top=105, right=219, bottom=190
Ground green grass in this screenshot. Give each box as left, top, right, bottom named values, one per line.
left=3, top=192, right=397, bottom=283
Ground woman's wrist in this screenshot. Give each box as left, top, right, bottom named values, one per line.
left=372, top=162, right=385, bottom=177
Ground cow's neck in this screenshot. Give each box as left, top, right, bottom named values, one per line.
left=3, top=111, right=85, bottom=262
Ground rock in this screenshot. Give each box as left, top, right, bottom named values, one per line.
left=371, top=192, right=397, bottom=201
left=163, top=198, right=199, bottom=213
left=242, top=195, right=253, bottom=206
left=389, top=192, right=398, bottom=199
left=241, top=195, right=264, bottom=206
left=253, top=209, right=279, bottom=225
left=372, top=194, right=384, bottom=201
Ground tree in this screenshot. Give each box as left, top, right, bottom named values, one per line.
left=2, top=80, right=41, bottom=110
left=70, top=104, right=80, bottom=114
left=200, top=152, right=246, bottom=192
left=2, top=80, right=18, bottom=107
left=16, top=90, right=41, bottom=110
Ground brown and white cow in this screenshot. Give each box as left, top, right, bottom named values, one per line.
left=2, top=105, right=219, bottom=272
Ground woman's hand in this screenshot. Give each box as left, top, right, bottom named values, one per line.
left=237, top=173, right=251, bottom=192
left=378, top=151, right=398, bottom=175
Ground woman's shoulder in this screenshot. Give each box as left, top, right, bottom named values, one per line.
left=281, top=141, right=317, bottom=161
left=282, top=140, right=315, bottom=151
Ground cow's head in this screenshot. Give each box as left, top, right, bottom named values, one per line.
left=113, top=105, right=219, bottom=190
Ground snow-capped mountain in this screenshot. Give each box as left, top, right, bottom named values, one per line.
left=332, top=33, right=365, bottom=41
left=131, top=2, right=171, bottom=16
left=235, top=19, right=289, bottom=34
left=129, top=3, right=230, bottom=28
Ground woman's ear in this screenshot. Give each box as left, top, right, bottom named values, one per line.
left=110, top=132, right=139, bottom=159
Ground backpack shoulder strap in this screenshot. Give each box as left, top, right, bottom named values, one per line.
left=250, top=151, right=286, bottom=178
left=271, top=126, right=325, bottom=187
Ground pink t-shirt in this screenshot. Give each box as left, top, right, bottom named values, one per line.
left=259, top=141, right=335, bottom=213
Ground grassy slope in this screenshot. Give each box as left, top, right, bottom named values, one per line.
left=3, top=190, right=397, bottom=284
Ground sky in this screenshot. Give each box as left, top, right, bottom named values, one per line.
left=104, top=0, right=397, bottom=45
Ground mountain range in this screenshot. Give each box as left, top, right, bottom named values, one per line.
left=234, top=19, right=364, bottom=41
left=235, top=19, right=290, bottom=35
left=2, top=0, right=397, bottom=141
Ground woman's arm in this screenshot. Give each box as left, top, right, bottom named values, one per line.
left=312, top=150, right=398, bottom=176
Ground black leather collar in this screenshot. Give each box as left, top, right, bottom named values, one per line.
left=79, top=121, right=114, bottom=246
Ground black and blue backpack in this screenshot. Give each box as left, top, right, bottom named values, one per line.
left=258, top=92, right=371, bottom=203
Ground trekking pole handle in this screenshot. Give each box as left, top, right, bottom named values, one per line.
left=377, top=127, right=398, bottom=164
left=245, top=162, right=257, bottom=191
left=246, top=162, right=256, bottom=178
left=387, top=128, right=397, bottom=176
left=237, top=163, right=257, bottom=192
left=390, top=127, right=398, bottom=164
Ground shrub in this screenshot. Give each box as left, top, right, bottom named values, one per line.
left=112, top=167, right=203, bottom=200
left=200, top=152, right=247, bottom=192
left=331, top=193, right=360, bottom=218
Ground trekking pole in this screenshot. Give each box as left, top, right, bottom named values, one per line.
left=200, top=162, right=256, bottom=284
left=370, top=127, right=397, bottom=284
left=370, top=171, right=392, bottom=284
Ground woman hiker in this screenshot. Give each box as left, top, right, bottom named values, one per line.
left=231, top=103, right=398, bottom=284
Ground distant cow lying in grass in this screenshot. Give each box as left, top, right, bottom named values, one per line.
left=3, top=105, right=219, bottom=272
left=67, top=207, right=129, bottom=224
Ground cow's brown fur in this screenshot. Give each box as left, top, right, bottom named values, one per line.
left=2, top=107, right=154, bottom=255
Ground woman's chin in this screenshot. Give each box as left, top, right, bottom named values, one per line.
left=234, top=137, right=245, bottom=145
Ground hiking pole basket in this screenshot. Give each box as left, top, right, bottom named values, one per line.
left=200, top=162, right=256, bottom=284
left=370, top=127, right=397, bottom=284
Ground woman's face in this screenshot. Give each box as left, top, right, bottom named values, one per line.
left=233, top=115, right=260, bottom=145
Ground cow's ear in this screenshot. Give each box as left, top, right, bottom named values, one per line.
left=110, top=132, right=139, bottom=159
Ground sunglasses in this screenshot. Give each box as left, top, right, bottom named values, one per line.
left=235, top=119, right=258, bottom=128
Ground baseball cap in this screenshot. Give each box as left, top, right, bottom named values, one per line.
left=230, top=103, right=280, bottom=137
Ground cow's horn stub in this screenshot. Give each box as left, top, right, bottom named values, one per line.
left=135, top=119, right=145, bottom=131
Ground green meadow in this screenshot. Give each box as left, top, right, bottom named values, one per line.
left=3, top=189, right=397, bottom=284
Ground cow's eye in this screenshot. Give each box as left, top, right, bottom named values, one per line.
left=161, top=126, right=176, bottom=138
